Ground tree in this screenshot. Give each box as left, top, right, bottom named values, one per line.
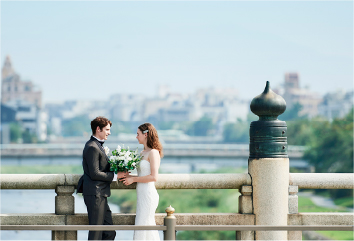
left=303, top=108, right=353, bottom=199
left=223, top=121, right=249, bottom=143
left=22, top=129, right=37, bottom=143
left=279, top=102, right=306, bottom=121
left=9, top=122, right=22, bottom=143
left=304, top=109, right=353, bottom=174
left=61, top=115, right=91, bottom=137
left=187, top=116, right=214, bottom=136
left=286, top=118, right=330, bottom=146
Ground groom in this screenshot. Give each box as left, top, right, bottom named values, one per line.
left=77, top=116, right=127, bottom=240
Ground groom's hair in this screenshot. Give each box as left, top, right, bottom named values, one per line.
left=91, top=116, right=112, bottom=134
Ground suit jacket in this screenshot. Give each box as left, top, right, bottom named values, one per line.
left=77, top=136, right=114, bottom=197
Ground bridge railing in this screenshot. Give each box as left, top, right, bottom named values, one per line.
left=2, top=173, right=353, bottom=190
left=1, top=173, right=353, bottom=240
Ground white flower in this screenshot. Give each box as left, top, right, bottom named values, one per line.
left=119, top=156, right=125, bottom=160
left=116, top=145, right=121, bottom=152
left=132, top=163, right=136, bottom=167
left=104, top=146, right=110, bottom=156
left=124, top=151, right=131, bottom=157
left=124, top=158, right=129, bottom=165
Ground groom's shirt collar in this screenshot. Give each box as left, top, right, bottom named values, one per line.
left=92, top=135, right=105, bottom=145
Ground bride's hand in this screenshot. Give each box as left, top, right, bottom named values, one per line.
left=125, top=173, right=133, bottom=178
left=122, top=177, right=134, bottom=186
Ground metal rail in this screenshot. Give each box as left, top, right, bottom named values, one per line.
left=2, top=225, right=353, bottom=231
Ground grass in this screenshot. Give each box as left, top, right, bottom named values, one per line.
left=334, top=197, right=354, bottom=209
left=298, top=196, right=353, bottom=240
left=298, top=196, right=347, bottom=212
left=1, top=165, right=83, bottom=174
left=316, top=231, right=354, bottom=240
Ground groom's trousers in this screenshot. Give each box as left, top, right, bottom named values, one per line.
left=84, top=195, right=116, bottom=240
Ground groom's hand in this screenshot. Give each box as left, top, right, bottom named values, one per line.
left=117, top=172, right=130, bottom=179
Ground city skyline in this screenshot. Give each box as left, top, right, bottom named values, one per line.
left=1, top=1, right=353, bottom=104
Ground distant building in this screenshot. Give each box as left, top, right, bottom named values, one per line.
left=152, top=87, right=248, bottom=123
left=6, top=99, right=39, bottom=132
left=1, top=56, right=42, bottom=108
left=44, top=99, right=110, bottom=137
left=283, top=72, right=322, bottom=118
left=284, top=73, right=299, bottom=89
left=109, top=94, right=144, bottom=121
left=1, top=56, right=46, bottom=141
left=318, top=90, right=353, bottom=120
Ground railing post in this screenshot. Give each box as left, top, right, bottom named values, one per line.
left=288, top=185, right=301, bottom=240
left=164, top=205, right=176, bottom=241
left=52, top=185, right=77, bottom=240
left=236, top=185, right=254, bottom=240
left=248, top=81, right=289, bottom=240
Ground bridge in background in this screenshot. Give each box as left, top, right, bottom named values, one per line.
left=0, top=143, right=306, bottom=159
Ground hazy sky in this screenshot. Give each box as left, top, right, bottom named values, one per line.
left=1, top=1, right=353, bottom=104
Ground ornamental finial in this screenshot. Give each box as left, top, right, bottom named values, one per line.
left=165, top=205, right=175, bottom=216
left=250, top=81, right=286, bottom=121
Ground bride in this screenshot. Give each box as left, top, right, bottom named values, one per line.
left=122, top=123, right=163, bottom=241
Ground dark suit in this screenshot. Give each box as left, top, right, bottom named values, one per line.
left=77, top=136, right=116, bottom=240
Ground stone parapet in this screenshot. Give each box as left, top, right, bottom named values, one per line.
left=289, top=173, right=354, bottom=189
left=1, top=213, right=255, bottom=226
left=288, top=213, right=354, bottom=225
left=3, top=213, right=352, bottom=227
left=0, top=173, right=252, bottom=190
left=3, top=173, right=352, bottom=190
left=0, top=213, right=66, bottom=225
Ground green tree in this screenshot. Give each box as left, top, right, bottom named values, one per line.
left=110, top=121, right=133, bottom=134
left=303, top=109, right=353, bottom=199
left=9, top=122, right=22, bottom=143
left=304, top=109, right=353, bottom=174
left=187, top=116, right=214, bottom=136
left=61, top=115, right=91, bottom=137
left=279, top=102, right=306, bottom=121
left=156, top=121, right=175, bottom=130
left=223, top=121, right=249, bottom=143
left=22, top=129, right=38, bottom=143
left=286, top=118, right=330, bottom=146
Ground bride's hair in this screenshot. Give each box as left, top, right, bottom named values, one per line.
left=138, top=123, right=164, bottom=158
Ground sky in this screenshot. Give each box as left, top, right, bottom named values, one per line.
left=1, top=1, right=353, bottom=104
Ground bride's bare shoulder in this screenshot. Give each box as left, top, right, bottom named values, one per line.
left=148, top=149, right=160, bottom=158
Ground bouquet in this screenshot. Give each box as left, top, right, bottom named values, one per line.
left=108, top=145, right=141, bottom=174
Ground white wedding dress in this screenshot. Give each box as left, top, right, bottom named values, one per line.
left=133, top=159, right=160, bottom=240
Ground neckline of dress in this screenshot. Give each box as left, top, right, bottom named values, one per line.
left=140, top=159, right=150, bottom=163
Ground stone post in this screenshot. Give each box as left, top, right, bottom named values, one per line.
left=52, top=185, right=76, bottom=240
left=236, top=185, right=254, bottom=240
left=288, top=185, right=301, bottom=240
left=248, top=81, right=289, bottom=240
left=164, top=205, right=176, bottom=241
